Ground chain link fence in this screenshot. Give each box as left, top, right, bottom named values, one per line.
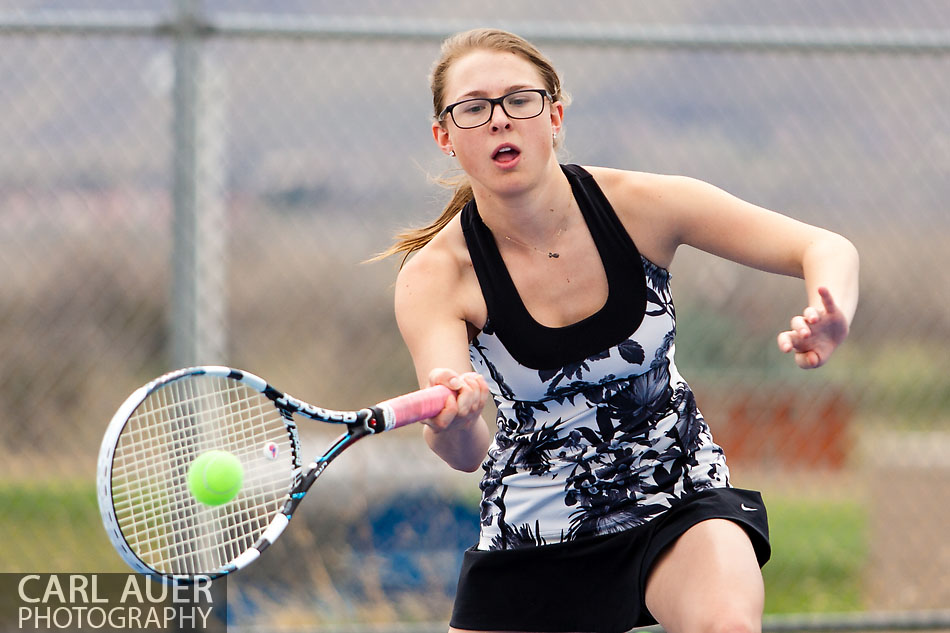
left=2, top=1, right=949, bottom=631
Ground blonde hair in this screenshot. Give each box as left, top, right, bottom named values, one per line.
left=373, top=28, right=568, bottom=265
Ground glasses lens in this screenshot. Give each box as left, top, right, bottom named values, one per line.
left=452, top=99, right=492, bottom=128
left=503, top=91, right=544, bottom=119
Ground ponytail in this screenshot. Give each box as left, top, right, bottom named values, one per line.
left=369, top=176, right=473, bottom=267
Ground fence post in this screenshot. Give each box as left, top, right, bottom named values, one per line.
left=170, top=0, right=227, bottom=368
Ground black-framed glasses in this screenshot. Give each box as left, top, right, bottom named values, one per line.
left=438, top=89, right=552, bottom=129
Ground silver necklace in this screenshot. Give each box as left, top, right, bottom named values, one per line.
left=502, top=228, right=564, bottom=258
left=495, top=199, right=572, bottom=259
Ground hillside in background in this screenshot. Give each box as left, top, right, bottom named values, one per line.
left=1, top=1, right=948, bottom=225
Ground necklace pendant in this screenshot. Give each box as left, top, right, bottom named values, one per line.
left=548, top=252, right=559, bottom=258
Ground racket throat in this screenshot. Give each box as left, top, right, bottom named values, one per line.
left=282, top=426, right=365, bottom=516
left=293, top=461, right=329, bottom=501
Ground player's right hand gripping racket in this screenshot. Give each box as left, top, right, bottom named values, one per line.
left=97, top=366, right=449, bottom=583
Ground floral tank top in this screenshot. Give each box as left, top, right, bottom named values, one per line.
left=461, top=164, right=730, bottom=551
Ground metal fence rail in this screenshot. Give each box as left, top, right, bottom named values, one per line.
left=4, top=10, right=950, bottom=51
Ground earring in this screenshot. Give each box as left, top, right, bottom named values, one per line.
left=553, top=132, right=558, bottom=140
left=449, top=150, right=456, bottom=157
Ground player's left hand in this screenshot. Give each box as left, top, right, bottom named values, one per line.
left=777, top=286, right=849, bottom=369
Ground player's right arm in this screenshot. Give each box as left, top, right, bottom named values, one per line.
left=394, top=233, right=491, bottom=473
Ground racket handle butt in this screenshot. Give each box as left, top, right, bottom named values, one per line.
left=377, top=385, right=452, bottom=429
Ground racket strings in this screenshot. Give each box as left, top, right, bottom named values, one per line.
left=118, top=380, right=289, bottom=574
left=111, top=375, right=297, bottom=576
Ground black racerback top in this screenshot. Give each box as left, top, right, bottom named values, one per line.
left=458, top=165, right=729, bottom=551
left=460, top=164, right=647, bottom=370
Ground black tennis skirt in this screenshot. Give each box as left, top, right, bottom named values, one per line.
left=450, top=487, right=771, bottom=633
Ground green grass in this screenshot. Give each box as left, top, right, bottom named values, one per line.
left=2, top=481, right=869, bottom=615
left=0, top=481, right=127, bottom=572
left=763, top=496, right=867, bottom=614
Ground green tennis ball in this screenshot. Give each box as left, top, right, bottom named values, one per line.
left=187, top=450, right=243, bottom=506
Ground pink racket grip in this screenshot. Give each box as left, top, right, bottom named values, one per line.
left=375, top=385, right=452, bottom=430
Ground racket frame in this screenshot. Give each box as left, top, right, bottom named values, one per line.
left=97, top=366, right=447, bottom=583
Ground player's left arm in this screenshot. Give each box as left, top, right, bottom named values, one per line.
left=650, top=174, right=859, bottom=369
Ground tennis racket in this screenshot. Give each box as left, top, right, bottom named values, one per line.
left=97, top=365, right=449, bottom=583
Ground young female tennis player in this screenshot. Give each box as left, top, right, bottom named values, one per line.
left=382, top=28, right=859, bottom=633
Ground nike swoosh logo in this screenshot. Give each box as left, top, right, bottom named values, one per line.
left=741, top=504, right=758, bottom=512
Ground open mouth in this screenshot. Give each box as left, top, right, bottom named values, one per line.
left=492, top=144, right=521, bottom=164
